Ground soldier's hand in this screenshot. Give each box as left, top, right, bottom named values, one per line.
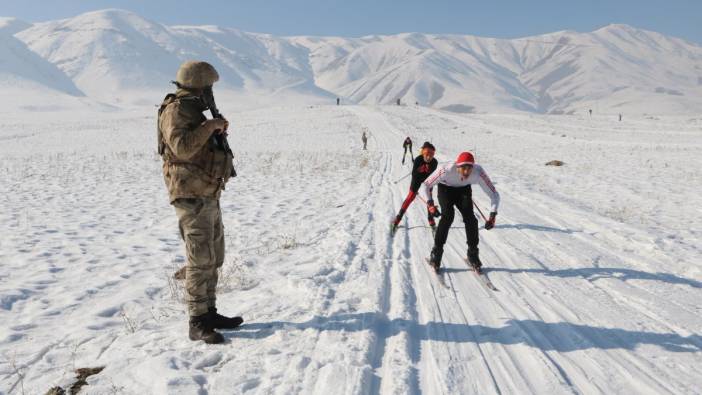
left=207, top=118, right=229, bottom=135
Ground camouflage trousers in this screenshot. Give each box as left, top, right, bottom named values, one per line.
left=173, top=197, right=224, bottom=316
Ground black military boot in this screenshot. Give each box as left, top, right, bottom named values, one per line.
left=208, top=307, right=244, bottom=330
left=429, top=247, right=443, bottom=272
left=189, top=313, right=224, bottom=344
left=467, top=248, right=482, bottom=273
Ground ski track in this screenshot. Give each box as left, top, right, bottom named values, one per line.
left=360, top=106, right=702, bottom=394
left=0, top=105, right=701, bottom=394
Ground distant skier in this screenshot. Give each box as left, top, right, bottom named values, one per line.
left=362, top=131, right=368, bottom=150
left=589, top=109, right=593, bottom=117
left=423, top=152, right=500, bottom=273
left=402, top=137, right=413, bottom=164
left=619, top=113, right=622, bottom=122
left=337, top=97, right=340, bottom=105
left=391, top=142, right=439, bottom=235
left=397, top=98, right=401, bottom=106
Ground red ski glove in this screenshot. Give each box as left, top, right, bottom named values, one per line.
left=485, top=212, right=497, bottom=230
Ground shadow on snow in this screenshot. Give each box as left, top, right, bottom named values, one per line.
left=493, top=223, right=579, bottom=234
left=487, top=267, right=702, bottom=289
left=228, top=313, right=701, bottom=353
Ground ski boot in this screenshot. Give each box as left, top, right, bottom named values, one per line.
left=390, top=215, right=402, bottom=236
left=189, top=313, right=224, bottom=344
left=467, top=249, right=483, bottom=274
left=429, top=247, right=443, bottom=273
left=208, top=307, right=244, bottom=330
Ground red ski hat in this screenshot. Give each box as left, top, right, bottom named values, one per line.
left=455, top=152, right=475, bottom=167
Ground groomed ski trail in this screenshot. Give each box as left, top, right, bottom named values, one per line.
left=347, top=105, right=702, bottom=395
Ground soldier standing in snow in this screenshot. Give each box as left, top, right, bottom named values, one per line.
left=423, top=152, right=500, bottom=272
left=362, top=130, right=368, bottom=150
left=391, top=142, right=439, bottom=235
left=158, top=60, right=243, bottom=344
left=402, top=137, right=413, bottom=164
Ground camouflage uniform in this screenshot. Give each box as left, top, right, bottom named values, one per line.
left=158, top=62, right=234, bottom=318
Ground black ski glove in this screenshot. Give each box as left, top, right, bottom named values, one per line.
left=427, top=200, right=441, bottom=218
left=485, top=212, right=497, bottom=230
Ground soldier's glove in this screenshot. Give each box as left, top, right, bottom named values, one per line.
left=206, top=118, right=229, bottom=135
left=485, top=212, right=497, bottom=230
left=427, top=200, right=441, bottom=218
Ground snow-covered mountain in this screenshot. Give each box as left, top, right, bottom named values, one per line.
left=0, top=17, right=31, bottom=35
left=5, top=9, right=702, bottom=113
left=294, top=25, right=702, bottom=114
left=0, top=18, right=94, bottom=112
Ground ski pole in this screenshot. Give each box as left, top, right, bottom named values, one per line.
left=420, top=192, right=486, bottom=222
left=393, top=172, right=412, bottom=184
left=473, top=201, right=488, bottom=222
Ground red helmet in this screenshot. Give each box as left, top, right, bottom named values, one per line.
left=455, top=152, right=475, bottom=166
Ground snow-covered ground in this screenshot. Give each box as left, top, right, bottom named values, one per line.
left=1, top=105, right=701, bottom=394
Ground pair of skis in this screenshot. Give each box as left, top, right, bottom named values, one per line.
left=390, top=222, right=436, bottom=237
left=389, top=221, right=495, bottom=291
left=425, top=258, right=498, bottom=291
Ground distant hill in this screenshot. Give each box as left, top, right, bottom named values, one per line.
left=4, top=9, right=702, bottom=113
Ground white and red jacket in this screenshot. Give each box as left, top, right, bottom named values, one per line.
left=422, top=163, right=500, bottom=212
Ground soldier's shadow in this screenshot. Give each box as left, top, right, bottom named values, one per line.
left=226, top=312, right=702, bottom=353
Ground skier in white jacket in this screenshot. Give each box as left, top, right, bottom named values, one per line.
left=422, top=152, right=500, bottom=272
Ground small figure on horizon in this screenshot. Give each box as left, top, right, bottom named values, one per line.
left=336, top=97, right=340, bottom=106
left=362, top=130, right=368, bottom=150
left=397, top=98, right=401, bottom=106
left=619, top=113, right=622, bottom=122
left=589, top=109, right=593, bottom=117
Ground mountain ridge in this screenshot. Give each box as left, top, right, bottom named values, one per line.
left=5, top=9, right=702, bottom=113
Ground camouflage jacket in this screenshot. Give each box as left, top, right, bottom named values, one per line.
left=158, top=89, right=234, bottom=203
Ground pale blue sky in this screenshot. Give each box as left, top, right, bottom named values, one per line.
left=2, top=0, right=701, bottom=45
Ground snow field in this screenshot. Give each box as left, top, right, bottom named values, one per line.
left=1, top=104, right=701, bottom=394
left=0, top=106, right=387, bottom=393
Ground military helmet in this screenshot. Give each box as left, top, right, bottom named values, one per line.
left=175, top=61, right=219, bottom=89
